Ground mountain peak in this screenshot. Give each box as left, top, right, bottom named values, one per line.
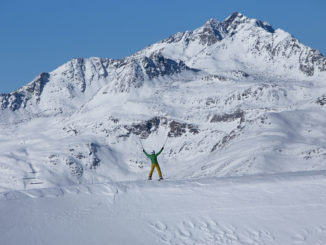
left=222, top=12, right=249, bottom=32
left=194, top=18, right=224, bottom=45
left=203, top=18, right=220, bottom=28
left=221, top=11, right=274, bottom=34
left=222, top=12, right=275, bottom=33
left=224, top=11, right=247, bottom=23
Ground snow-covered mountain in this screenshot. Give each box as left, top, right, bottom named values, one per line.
left=1, top=12, right=326, bottom=192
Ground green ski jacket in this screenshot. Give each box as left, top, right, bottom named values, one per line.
left=143, top=148, right=164, bottom=164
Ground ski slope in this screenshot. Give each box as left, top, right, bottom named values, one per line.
left=1, top=171, right=326, bottom=245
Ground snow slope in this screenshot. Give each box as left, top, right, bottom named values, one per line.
left=1, top=12, right=326, bottom=191
left=1, top=171, right=326, bottom=245
left=1, top=12, right=326, bottom=243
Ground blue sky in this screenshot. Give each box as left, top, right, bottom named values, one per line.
left=0, top=0, right=325, bottom=93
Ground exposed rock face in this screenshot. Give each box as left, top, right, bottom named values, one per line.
left=211, top=130, right=239, bottom=152
left=316, top=95, right=326, bottom=106
left=0, top=72, right=49, bottom=111
left=299, top=48, right=326, bottom=76
left=49, top=142, right=101, bottom=178
left=112, top=54, right=197, bottom=92
left=118, top=117, right=199, bottom=139
left=25, top=72, right=50, bottom=97
left=197, top=18, right=224, bottom=45
left=168, top=120, right=199, bottom=137
left=210, top=110, right=245, bottom=123
left=222, top=12, right=275, bottom=34
left=142, top=54, right=193, bottom=79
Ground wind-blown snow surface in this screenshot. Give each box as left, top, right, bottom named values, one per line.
left=1, top=12, right=326, bottom=244
left=1, top=172, right=326, bottom=245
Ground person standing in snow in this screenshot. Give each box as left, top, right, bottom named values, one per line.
left=143, top=147, right=164, bottom=180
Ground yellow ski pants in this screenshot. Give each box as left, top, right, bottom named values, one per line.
left=149, top=163, right=162, bottom=178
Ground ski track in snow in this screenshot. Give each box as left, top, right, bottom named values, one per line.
left=1, top=171, right=326, bottom=245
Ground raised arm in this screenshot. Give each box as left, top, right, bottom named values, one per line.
left=155, top=147, right=164, bottom=157
left=143, top=149, right=150, bottom=157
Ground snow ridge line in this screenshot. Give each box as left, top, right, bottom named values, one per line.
left=1, top=170, right=326, bottom=201
left=0, top=183, right=118, bottom=201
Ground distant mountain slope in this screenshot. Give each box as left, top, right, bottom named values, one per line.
left=0, top=12, right=325, bottom=192
left=137, top=12, right=326, bottom=77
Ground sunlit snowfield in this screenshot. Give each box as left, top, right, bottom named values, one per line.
left=1, top=172, right=326, bottom=244
left=1, top=12, right=326, bottom=244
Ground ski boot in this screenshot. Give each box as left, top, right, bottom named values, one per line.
left=148, top=176, right=152, bottom=180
